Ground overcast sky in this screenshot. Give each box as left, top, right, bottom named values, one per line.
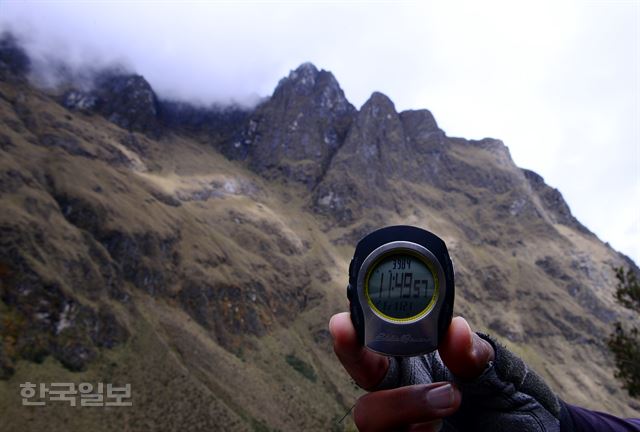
left=1, top=0, right=638, bottom=264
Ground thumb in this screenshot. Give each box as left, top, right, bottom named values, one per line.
left=438, top=316, right=494, bottom=380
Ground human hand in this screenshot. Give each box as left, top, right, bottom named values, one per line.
left=329, top=313, right=494, bottom=431
left=330, top=312, right=562, bottom=431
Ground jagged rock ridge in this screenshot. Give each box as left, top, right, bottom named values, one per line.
left=8, top=33, right=598, bottom=237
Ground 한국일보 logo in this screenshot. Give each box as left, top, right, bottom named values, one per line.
left=19, top=382, right=132, bottom=407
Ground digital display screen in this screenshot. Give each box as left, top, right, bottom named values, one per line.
left=366, top=252, right=436, bottom=320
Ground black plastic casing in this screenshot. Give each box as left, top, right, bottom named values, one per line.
left=348, top=225, right=455, bottom=356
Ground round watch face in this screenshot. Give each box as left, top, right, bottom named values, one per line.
left=365, top=251, right=438, bottom=321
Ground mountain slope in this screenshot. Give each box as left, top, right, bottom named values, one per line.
left=0, top=37, right=638, bottom=431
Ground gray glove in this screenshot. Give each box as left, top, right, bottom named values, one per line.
left=375, top=334, right=562, bottom=431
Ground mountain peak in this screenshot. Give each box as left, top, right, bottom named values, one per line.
left=63, top=71, right=160, bottom=134
left=0, top=32, right=30, bottom=80
left=399, top=109, right=440, bottom=133
left=226, top=63, right=356, bottom=186
left=361, top=91, right=396, bottom=116
left=274, top=62, right=323, bottom=96
left=523, top=168, right=592, bottom=234
left=273, top=62, right=318, bottom=93
left=290, top=62, right=319, bottom=81
left=271, top=63, right=351, bottom=111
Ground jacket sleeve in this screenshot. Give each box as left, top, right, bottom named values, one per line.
left=560, top=401, right=640, bottom=432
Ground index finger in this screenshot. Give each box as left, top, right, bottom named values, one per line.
left=329, top=312, right=389, bottom=390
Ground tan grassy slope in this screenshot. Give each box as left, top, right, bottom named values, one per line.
left=0, top=78, right=364, bottom=431
left=0, top=75, right=637, bottom=432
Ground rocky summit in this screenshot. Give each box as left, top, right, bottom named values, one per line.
left=0, top=33, right=638, bottom=431
left=224, top=62, right=356, bottom=187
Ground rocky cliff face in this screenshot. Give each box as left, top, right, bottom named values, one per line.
left=63, top=72, right=159, bottom=134
left=224, top=62, right=356, bottom=187
left=0, top=34, right=638, bottom=431
left=0, top=33, right=30, bottom=80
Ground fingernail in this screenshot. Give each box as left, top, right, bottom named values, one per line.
left=425, top=384, right=454, bottom=409
left=471, top=332, right=483, bottom=358
left=471, top=332, right=494, bottom=363
left=328, top=315, right=337, bottom=338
